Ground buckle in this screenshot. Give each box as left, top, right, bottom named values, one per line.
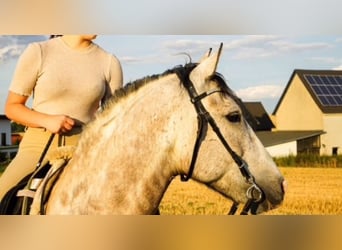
left=246, top=183, right=263, bottom=202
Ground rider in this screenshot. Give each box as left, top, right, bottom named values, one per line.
left=0, top=35, right=123, bottom=201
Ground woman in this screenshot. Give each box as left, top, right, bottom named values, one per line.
left=0, top=35, right=123, bottom=200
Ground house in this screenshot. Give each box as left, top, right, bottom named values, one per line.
left=243, top=102, right=325, bottom=156
left=243, top=102, right=275, bottom=131
left=272, top=69, right=342, bottom=156
left=0, top=115, right=11, bottom=146
left=256, top=130, right=325, bottom=157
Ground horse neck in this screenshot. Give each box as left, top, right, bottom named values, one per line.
left=110, top=73, right=197, bottom=170
left=48, top=73, right=198, bottom=214
left=95, top=74, right=198, bottom=212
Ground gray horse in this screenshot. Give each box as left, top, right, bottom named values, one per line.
left=31, top=45, right=285, bottom=214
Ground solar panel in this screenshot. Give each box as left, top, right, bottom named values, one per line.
left=303, top=74, right=342, bottom=107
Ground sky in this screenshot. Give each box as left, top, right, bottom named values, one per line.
left=1, top=35, right=342, bottom=114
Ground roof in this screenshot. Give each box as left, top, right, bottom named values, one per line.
left=243, top=102, right=275, bottom=131
left=256, top=130, right=325, bottom=147
left=273, top=69, right=342, bottom=114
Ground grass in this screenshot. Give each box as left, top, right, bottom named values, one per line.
left=264, top=167, right=342, bottom=215
left=159, top=167, right=342, bottom=215
left=1, top=160, right=341, bottom=215
left=159, top=179, right=232, bottom=215
left=273, top=154, right=342, bottom=168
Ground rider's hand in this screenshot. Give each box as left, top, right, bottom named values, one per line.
left=43, top=115, right=75, bottom=134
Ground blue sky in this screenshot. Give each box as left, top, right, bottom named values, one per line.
left=1, top=35, right=342, bottom=114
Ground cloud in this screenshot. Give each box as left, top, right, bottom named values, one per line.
left=223, top=36, right=331, bottom=60
left=120, top=54, right=176, bottom=65
left=0, top=44, right=24, bottom=62
left=161, top=36, right=280, bottom=55
left=161, top=39, right=219, bottom=61
left=269, top=40, right=331, bottom=52
left=119, top=50, right=198, bottom=66
left=334, top=37, right=342, bottom=43
left=154, top=36, right=281, bottom=63
left=309, top=57, right=342, bottom=69
left=116, top=35, right=334, bottom=67
left=333, top=65, right=342, bottom=70
left=224, top=35, right=280, bottom=50
left=310, top=56, right=340, bottom=64
left=120, top=56, right=145, bottom=63
left=163, top=39, right=214, bottom=51
left=0, top=35, right=47, bottom=63
left=236, top=84, right=284, bottom=100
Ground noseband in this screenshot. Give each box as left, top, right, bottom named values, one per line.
left=175, top=65, right=265, bottom=215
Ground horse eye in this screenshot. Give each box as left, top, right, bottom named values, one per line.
left=226, top=111, right=241, bottom=123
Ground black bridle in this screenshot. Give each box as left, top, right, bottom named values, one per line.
left=176, top=64, right=265, bottom=215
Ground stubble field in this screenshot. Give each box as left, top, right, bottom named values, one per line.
left=1, top=165, right=341, bottom=215
left=159, top=167, right=342, bottom=215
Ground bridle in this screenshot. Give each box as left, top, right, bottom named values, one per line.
left=175, top=64, right=265, bottom=215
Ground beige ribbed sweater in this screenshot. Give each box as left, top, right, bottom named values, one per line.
left=9, top=37, right=123, bottom=124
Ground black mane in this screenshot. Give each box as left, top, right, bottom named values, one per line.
left=105, top=62, right=246, bottom=116
left=107, top=63, right=197, bottom=107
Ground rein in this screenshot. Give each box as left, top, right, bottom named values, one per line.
left=177, top=65, right=265, bottom=215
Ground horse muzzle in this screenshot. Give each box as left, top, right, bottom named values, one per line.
left=256, top=179, right=287, bottom=214
left=228, top=179, right=286, bottom=215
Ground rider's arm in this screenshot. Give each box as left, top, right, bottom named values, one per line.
left=5, top=91, right=75, bottom=134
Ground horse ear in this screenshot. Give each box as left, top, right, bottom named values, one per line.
left=190, top=43, right=223, bottom=87
left=199, top=48, right=212, bottom=63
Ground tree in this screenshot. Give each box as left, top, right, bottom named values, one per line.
left=11, top=122, right=25, bottom=133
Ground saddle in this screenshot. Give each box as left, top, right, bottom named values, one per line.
left=0, top=162, right=52, bottom=215
left=0, top=146, right=74, bottom=215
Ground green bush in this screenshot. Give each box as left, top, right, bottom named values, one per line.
left=273, top=154, right=342, bottom=168
left=0, top=162, right=8, bottom=174
left=0, top=152, right=8, bottom=162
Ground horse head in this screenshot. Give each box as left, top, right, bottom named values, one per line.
left=180, top=43, right=286, bottom=214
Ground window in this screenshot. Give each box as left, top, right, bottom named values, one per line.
left=1, top=133, right=6, bottom=146
left=297, top=136, right=321, bottom=155
left=332, top=147, right=338, bottom=156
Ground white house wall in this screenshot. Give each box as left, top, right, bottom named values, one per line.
left=266, top=141, right=297, bottom=157
left=321, top=114, right=342, bottom=155
left=0, top=119, right=11, bottom=146
left=274, top=75, right=323, bottom=130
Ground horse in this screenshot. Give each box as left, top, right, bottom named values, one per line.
left=30, top=44, right=286, bottom=215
